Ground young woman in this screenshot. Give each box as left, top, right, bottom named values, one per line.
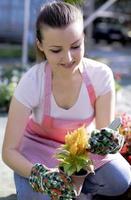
left=2, top=1, right=131, bottom=200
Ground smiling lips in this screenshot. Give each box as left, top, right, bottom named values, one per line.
left=61, top=61, right=75, bottom=69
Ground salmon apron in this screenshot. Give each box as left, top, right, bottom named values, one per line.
left=19, top=62, right=118, bottom=169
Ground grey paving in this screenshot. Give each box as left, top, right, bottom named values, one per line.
left=0, top=116, right=16, bottom=199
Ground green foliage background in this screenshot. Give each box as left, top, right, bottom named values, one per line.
left=64, top=0, right=84, bottom=5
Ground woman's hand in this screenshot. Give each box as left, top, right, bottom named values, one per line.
left=29, top=163, right=76, bottom=199
left=89, top=128, right=125, bottom=155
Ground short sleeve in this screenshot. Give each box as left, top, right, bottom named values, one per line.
left=94, top=65, right=115, bottom=97
left=83, top=58, right=115, bottom=97
left=14, top=63, right=44, bottom=109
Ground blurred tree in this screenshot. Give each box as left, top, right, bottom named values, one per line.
left=95, top=0, right=131, bottom=14
left=64, top=0, right=84, bottom=5
left=95, top=0, right=107, bottom=8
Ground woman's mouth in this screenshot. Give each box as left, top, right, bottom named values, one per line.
left=60, top=61, right=75, bottom=69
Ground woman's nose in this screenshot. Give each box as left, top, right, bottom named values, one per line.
left=63, top=51, right=73, bottom=63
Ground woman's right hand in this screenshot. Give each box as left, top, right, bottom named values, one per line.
left=29, top=163, right=76, bottom=199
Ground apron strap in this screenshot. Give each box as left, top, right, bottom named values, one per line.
left=43, top=63, right=51, bottom=116
left=82, top=64, right=96, bottom=108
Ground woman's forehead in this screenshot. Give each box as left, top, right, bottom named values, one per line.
left=41, top=21, right=84, bottom=45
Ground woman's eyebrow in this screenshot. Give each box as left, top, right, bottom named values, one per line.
left=71, top=39, right=81, bottom=45
left=49, top=38, right=82, bottom=48
left=50, top=39, right=81, bottom=48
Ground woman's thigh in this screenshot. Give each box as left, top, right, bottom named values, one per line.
left=14, top=173, right=50, bottom=200
left=82, top=154, right=131, bottom=196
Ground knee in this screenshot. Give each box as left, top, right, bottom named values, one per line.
left=109, top=177, right=130, bottom=196
left=17, top=189, right=50, bottom=200
left=16, top=186, right=35, bottom=200
left=14, top=173, right=50, bottom=200
left=17, top=191, right=30, bottom=200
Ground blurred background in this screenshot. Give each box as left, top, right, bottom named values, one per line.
left=0, top=0, right=131, bottom=199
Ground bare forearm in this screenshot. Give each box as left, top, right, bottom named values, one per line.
left=95, top=91, right=115, bottom=129
left=2, top=149, right=33, bottom=178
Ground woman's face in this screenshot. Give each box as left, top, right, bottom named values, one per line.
left=37, top=21, right=84, bottom=72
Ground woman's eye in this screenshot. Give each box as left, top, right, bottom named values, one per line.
left=50, top=49, right=61, bottom=53
left=71, top=45, right=80, bottom=49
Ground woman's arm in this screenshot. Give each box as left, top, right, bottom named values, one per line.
left=95, top=90, right=115, bottom=130
left=2, top=96, right=33, bottom=178
left=2, top=97, right=76, bottom=197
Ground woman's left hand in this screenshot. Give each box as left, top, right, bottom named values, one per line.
left=29, top=163, right=76, bottom=199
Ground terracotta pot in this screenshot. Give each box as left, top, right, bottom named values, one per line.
left=59, top=167, right=88, bottom=197
left=71, top=170, right=88, bottom=196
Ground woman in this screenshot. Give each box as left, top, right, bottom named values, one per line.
left=2, top=1, right=131, bottom=200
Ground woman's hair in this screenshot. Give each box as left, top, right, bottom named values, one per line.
left=36, top=1, right=83, bottom=62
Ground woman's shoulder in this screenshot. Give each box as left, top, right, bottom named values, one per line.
left=14, top=61, right=47, bottom=109
left=83, top=57, right=112, bottom=76
left=23, top=61, right=46, bottom=80
left=83, top=57, right=114, bottom=96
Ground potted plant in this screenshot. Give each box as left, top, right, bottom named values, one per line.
left=55, top=126, right=94, bottom=196
left=119, top=113, right=131, bottom=164
left=0, top=82, right=16, bottom=112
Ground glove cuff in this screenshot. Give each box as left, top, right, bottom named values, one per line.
left=31, top=163, right=48, bottom=177
left=29, top=163, right=47, bottom=192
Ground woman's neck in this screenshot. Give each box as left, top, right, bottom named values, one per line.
left=51, top=63, right=83, bottom=80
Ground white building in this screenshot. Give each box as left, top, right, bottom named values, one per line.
left=0, top=0, right=53, bottom=44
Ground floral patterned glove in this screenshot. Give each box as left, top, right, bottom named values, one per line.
left=29, top=163, right=76, bottom=199
left=89, top=128, right=125, bottom=155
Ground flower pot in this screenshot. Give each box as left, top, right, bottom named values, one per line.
left=71, top=169, right=88, bottom=196
left=59, top=167, right=88, bottom=197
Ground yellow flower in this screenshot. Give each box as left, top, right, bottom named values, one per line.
left=69, top=143, right=78, bottom=155
left=55, top=126, right=94, bottom=176
left=65, top=126, right=89, bottom=155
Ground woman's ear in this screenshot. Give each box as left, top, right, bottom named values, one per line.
left=36, top=39, right=47, bottom=62
left=36, top=39, right=44, bottom=52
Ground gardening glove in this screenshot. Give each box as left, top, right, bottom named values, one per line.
left=89, top=128, right=125, bottom=155
left=29, top=163, right=76, bottom=199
